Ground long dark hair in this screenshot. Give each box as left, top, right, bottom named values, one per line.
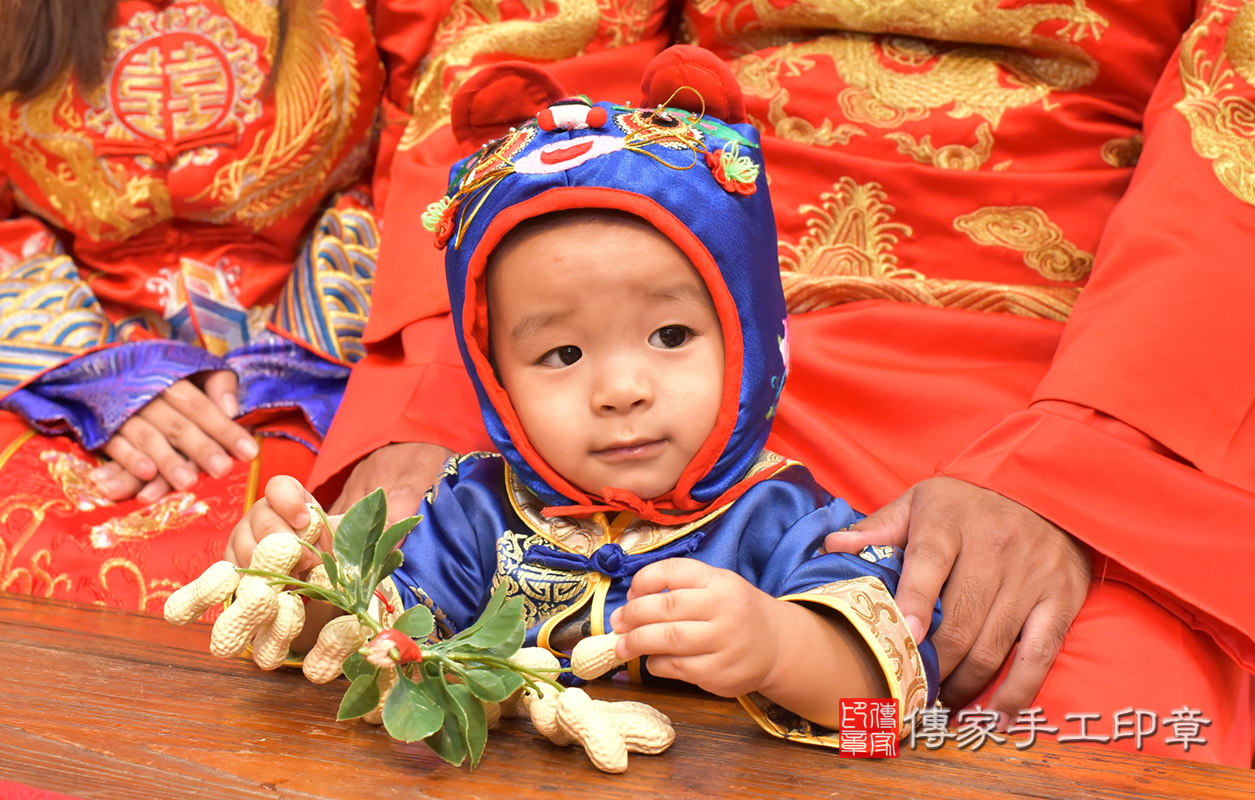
left=0, top=0, right=292, bottom=100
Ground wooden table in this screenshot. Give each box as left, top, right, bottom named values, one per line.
left=1, top=595, right=1251, bottom=800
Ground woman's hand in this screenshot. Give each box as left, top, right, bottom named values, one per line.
left=328, top=441, right=455, bottom=523
left=824, top=476, right=1091, bottom=720
left=89, top=370, right=257, bottom=503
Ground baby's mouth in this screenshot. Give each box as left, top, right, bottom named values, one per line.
left=593, top=439, right=666, bottom=461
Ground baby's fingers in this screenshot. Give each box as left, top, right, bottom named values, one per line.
left=618, top=620, right=714, bottom=661
left=625, top=558, right=716, bottom=600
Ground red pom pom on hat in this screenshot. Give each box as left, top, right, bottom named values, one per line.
left=450, top=62, right=567, bottom=153
left=638, top=45, right=746, bottom=124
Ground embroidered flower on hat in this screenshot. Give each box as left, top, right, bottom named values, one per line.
left=422, top=196, right=460, bottom=249
left=705, top=142, right=759, bottom=195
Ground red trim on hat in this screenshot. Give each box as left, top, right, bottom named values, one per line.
left=463, top=187, right=745, bottom=518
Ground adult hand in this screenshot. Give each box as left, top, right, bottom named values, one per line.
left=328, top=441, right=455, bottom=523
left=823, top=476, right=1091, bottom=720
left=89, top=370, right=257, bottom=504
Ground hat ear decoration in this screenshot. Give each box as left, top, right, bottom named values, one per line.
left=638, top=44, right=746, bottom=124
left=450, top=62, right=568, bottom=153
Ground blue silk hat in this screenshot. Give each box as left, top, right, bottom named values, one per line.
left=431, top=46, right=790, bottom=524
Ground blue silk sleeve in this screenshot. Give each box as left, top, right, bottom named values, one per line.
left=389, top=454, right=511, bottom=636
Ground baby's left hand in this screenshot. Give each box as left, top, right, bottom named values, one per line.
left=610, top=559, right=784, bottom=698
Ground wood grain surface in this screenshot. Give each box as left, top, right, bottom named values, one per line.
left=1, top=595, right=1251, bottom=800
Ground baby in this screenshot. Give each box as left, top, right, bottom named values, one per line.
left=228, top=48, right=939, bottom=747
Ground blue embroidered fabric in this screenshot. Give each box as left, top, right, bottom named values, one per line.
left=391, top=452, right=942, bottom=702
left=0, top=333, right=348, bottom=449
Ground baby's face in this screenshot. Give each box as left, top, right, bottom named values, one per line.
left=488, top=215, right=724, bottom=500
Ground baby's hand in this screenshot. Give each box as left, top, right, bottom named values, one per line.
left=610, top=559, right=785, bottom=698
left=224, top=475, right=326, bottom=574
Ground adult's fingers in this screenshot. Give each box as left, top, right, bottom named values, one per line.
left=823, top=485, right=914, bottom=554
left=891, top=507, right=961, bottom=646
left=136, top=476, right=173, bottom=505
left=90, top=451, right=145, bottom=501
left=200, top=369, right=240, bottom=418
left=937, top=589, right=1027, bottom=707
left=160, top=379, right=257, bottom=462
left=982, top=598, right=1076, bottom=725
left=116, top=414, right=197, bottom=491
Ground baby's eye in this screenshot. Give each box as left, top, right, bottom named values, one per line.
left=651, top=325, right=693, bottom=349
left=539, top=345, right=582, bottom=367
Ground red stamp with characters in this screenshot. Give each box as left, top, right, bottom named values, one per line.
left=840, top=698, right=900, bottom=758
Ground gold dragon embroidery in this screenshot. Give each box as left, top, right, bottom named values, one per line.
left=954, top=206, right=1093, bottom=281
left=192, top=3, right=364, bottom=227
left=398, top=0, right=601, bottom=151
left=1175, top=1, right=1255, bottom=206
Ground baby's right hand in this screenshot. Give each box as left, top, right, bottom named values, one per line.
left=225, top=475, right=326, bottom=574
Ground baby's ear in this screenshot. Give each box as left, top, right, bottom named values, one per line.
left=638, top=45, right=745, bottom=124
left=450, top=63, right=567, bottom=154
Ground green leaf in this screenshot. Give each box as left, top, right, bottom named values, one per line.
left=463, top=596, right=525, bottom=654
left=382, top=672, right=444, bottom=743
left=318, top=551, right=340, bottom=589
left=371, top=515, right=420, bottom=583
left=460, top=668, right=517, bottom=703
left=419, top=676, right=468, bottom=766
left=338, top=672, right=382, bottom=721
left=289, top=586, right=344, bottom=607
left=341, top=651, right=373, bottom=681
left=332, top=489, right=388, bottom=604
left=392, top=605, right=435, bottom=640
left=374, top=548, right=404, bottom=586
left=446, top=582, right=509, bottom=645
left=450, top=683, right=488, bottom=770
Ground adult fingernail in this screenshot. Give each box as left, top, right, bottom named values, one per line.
left=221, top=392, right=239, bottom=418
left=237, top=437, right=259, bottom=460
left=100, top=479, right=124, bottom=497
left=208, top=454, right=232, bottom=478
left=171, top=466, right=196, bottom=490
left=906, top=614, right=925, bottom=643
left=89, top=467, right=109, bottom=484
left=138, top=485, right=163, bottom=504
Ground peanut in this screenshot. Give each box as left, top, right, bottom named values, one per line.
left=570, top=632, right=626, bottom=680
left=504, top=646, right=563, bottom=717
left=209, top=576, right=279, bottom=657
left=361, top=666, right=398, bottom=726
left=302, top=614, right=368, bottom=684
left=249, top=531, right=302, bottom=575
left=484, top=701, right=502, bottom=730
left=251, top=591, right=306, bottom=670
left=304, top=564, right=334, bottom=592
left=594, top=699, right=672, bottom=727
left=527, top=690, right=575, bottom=746
left=163, top=560, right=239, bottom=625
left=556, top=687, right=629, bottom=773
left=596, top=700, right=675, bottom=754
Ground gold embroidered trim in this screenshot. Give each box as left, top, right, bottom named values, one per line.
left=954, top=206, right=1093, bottom=282
left=735, top=575, right=930, bottom=747
left=1175, top=2, right=1255, bottom=207
left=781, top=272, right=1080, bottom=321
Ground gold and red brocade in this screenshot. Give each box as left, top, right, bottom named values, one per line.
left=0, top=0, right=384, bottom=338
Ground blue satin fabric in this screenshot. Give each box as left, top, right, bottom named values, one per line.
left=392, top=453, right=940, bottom=702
